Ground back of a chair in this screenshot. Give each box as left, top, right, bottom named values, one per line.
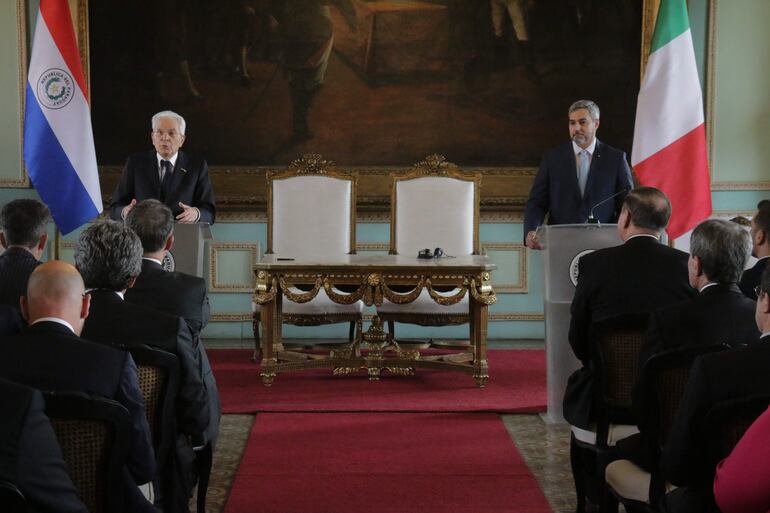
left=592, top=313, right=650, bottom=425
left=646, top=344, right=729, bottom=448
left=704, top=394, right=770, bottom=465
left=267, top=154, right=357, bottom=257
left=390, top=155, right=480, bottom=257
left=43, top=391, right=129, bottom=513
left=129, top=345, right=179, bottom=468
left=0, top=481, right=26, bottom=513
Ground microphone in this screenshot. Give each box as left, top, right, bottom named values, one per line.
left=586, top=188, right=629, bottom=224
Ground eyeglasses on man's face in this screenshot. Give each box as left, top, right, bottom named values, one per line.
left=755, top=285, right=765, bottom=298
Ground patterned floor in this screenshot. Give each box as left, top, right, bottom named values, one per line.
left=196, top=413, right=576, bottom=513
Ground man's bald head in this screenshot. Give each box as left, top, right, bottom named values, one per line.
left=21, top=261, right=90, bottom=335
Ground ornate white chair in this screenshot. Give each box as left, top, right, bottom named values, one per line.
left=376, top=155, right=481, bottom=340
left=251, top=154, right=364, bottom=360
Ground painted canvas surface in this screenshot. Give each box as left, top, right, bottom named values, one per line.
left=89, top=0, right=642, bottom=168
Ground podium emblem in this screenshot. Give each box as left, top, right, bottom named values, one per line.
left=569, top=249, right=595, bottom=286
left=162, top=252, right=175, bottom=272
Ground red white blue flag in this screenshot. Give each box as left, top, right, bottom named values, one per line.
left=24, top=0, right=101, bottom=234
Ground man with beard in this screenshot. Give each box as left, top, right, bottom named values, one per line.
left=524, top=99, right=634, bottom=249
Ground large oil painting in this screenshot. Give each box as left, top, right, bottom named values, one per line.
left=85, top=0, right=648, bottom=206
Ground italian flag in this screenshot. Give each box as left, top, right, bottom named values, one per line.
left=632, top=0, right=711, bottom=239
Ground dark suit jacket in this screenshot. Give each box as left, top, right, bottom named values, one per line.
left=127, top=259, right=210, bottom=335
left=661, top=337, right=770, bottom=508
left=0, top=377, right=88, bottom=513
left=523, top=140, right=634, bottom=237
left=0, top=322, right=155, bottom=496
left=81, top=290, right=209, bottom=440
left=126, top=258, right=220, bottom=447
left=109, top=150, right=216, bottom=224
left=564, top=236, right=695, bottom=428
left=0, top=304, right=22, bottom=337
left=739, top=257, right=768, bottom=300
left=618, top=284, right=760, bottom=470
left=0, top=247, right=41, bottom=309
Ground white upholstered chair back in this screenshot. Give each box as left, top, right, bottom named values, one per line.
left=268, top=160, right=356, bottom=257
left=391, top=158, right=480, bottom=257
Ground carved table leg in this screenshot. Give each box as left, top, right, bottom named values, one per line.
left=470, top=291, right=489, bottom=388
left=260, top=288, right=282, bottom=386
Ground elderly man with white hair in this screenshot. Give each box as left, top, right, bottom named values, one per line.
left=109, top=110, right=216, bottom=224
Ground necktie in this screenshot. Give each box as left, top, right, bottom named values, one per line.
left=160, top=160, right=173, bottom=200
left=577, top=150, right=589, bottom=197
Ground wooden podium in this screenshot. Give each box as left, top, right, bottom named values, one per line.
left=166, top=223, right=213, bottom=278
left=539, top=224, right=621, bottom=424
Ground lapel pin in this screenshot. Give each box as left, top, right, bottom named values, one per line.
left=180, top=168, right=188, bottom=174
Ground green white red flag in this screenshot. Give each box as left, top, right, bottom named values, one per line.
left=631, top=0, right=711, bottom=239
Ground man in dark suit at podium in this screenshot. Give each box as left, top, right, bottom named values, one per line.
left=109, top=110, right=216, bottom=224
left=564, top=187, right=695, bottom=429
left=524, top=99, right=634, bottom=249
left=739, top=199, right=770, bottom=299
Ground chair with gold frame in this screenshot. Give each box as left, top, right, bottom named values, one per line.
left=376, top=154, right=481, bottom=341
left=251, top=154, right=364, bottom=360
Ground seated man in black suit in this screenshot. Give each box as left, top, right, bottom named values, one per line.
left=0, top=377, right=88, bottom=513
left=109, top=110, right=216, bottom=224
left=659, top=266, right=770, bottom=513
left=617, top=218, right=759, bottom=472
left=75, top=220, right=209, bottom=513
left=564, top=187, right=695, bottom=429
left=739, top=199, right=770, bottom=300
left=125, top=199, right=221, bottom=495
left=0, top=261, right=157, bottom=512
left=0, top=198, right=50, bottom=309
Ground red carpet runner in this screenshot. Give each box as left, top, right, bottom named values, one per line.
left=223, top=413, right=553, bottom=513
left=209, top=349, right=546, bottom=413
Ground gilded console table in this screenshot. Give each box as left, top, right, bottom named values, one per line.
left=253, top=255, right=497, bottom=387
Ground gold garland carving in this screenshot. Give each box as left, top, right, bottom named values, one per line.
left=252, top=276, right=278, bottom=305
left=322, top=278, right=368, bottom=304
left=278, top=276, right=322, bottom=303
left=425, top=279, right=468, bottom=306
left=469, top=278, right=497, bottom=305
left=380, top=277, right=426, bottom=304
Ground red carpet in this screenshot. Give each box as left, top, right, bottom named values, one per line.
left=223, top=413, right=553, bottom=513
left=209, top=349, right=546, bottom=414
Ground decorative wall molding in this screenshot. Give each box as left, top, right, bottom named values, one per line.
left=490, top=312, right=544, bottom=322
left=211, top=312, right=253, bottom=322
left=356, top=242, right=389, bottom=252
left=481, top=243, right=528, bottom=293
left=208, top=242, right=258, bottom=293
left=211, top=311, right=544, bottom=323
left=1, top=0, right=29, bottom=187
left=215, top=210, right=524, bottom=224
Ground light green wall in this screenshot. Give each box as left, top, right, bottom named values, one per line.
left=711, top=0, right=770, bottom=185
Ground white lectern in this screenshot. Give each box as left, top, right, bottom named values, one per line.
left=167, top=223, right=213, bottom=277
left=539, top=224, right=621, bottom=424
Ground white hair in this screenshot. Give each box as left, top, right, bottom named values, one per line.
left=152, top=110, right=186, bottom=135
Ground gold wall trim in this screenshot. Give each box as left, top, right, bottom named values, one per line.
left=211, top=312, right=253, bottom=322
left=490, top=312, right=544, bottom=322
left=356, top=242, right=389, bottom=252
left=482, top=243, right=527, bottom=293
left=706, top=0, right=716, bottom=175
left=208, top=242, right=258, bottom=293
left=2, top=0, right=29, bottom=187
left=215, top=210, right=524, bottom=224
left=711, top=182, right=770, bottom=191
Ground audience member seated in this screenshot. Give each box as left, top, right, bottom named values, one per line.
left=660, top=266, right=770, bottom=513
left=0, top=261, right=157, bottom=512
left=125, top=199, right=221, bottom=508
left=0, top=199, right=50, bottom=309
left=0, top=304, right=22, bottom=336
left=739, top=199, right=770, bottom=300
left=0, top=377, right=87, bottom=513
left=618, top=218, right=758, bottom=475
left=75, top=220, right=209, bottom=513
left=713, top=404, right=770, bottom=513
left=564, top=186, right=695, bottom=430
